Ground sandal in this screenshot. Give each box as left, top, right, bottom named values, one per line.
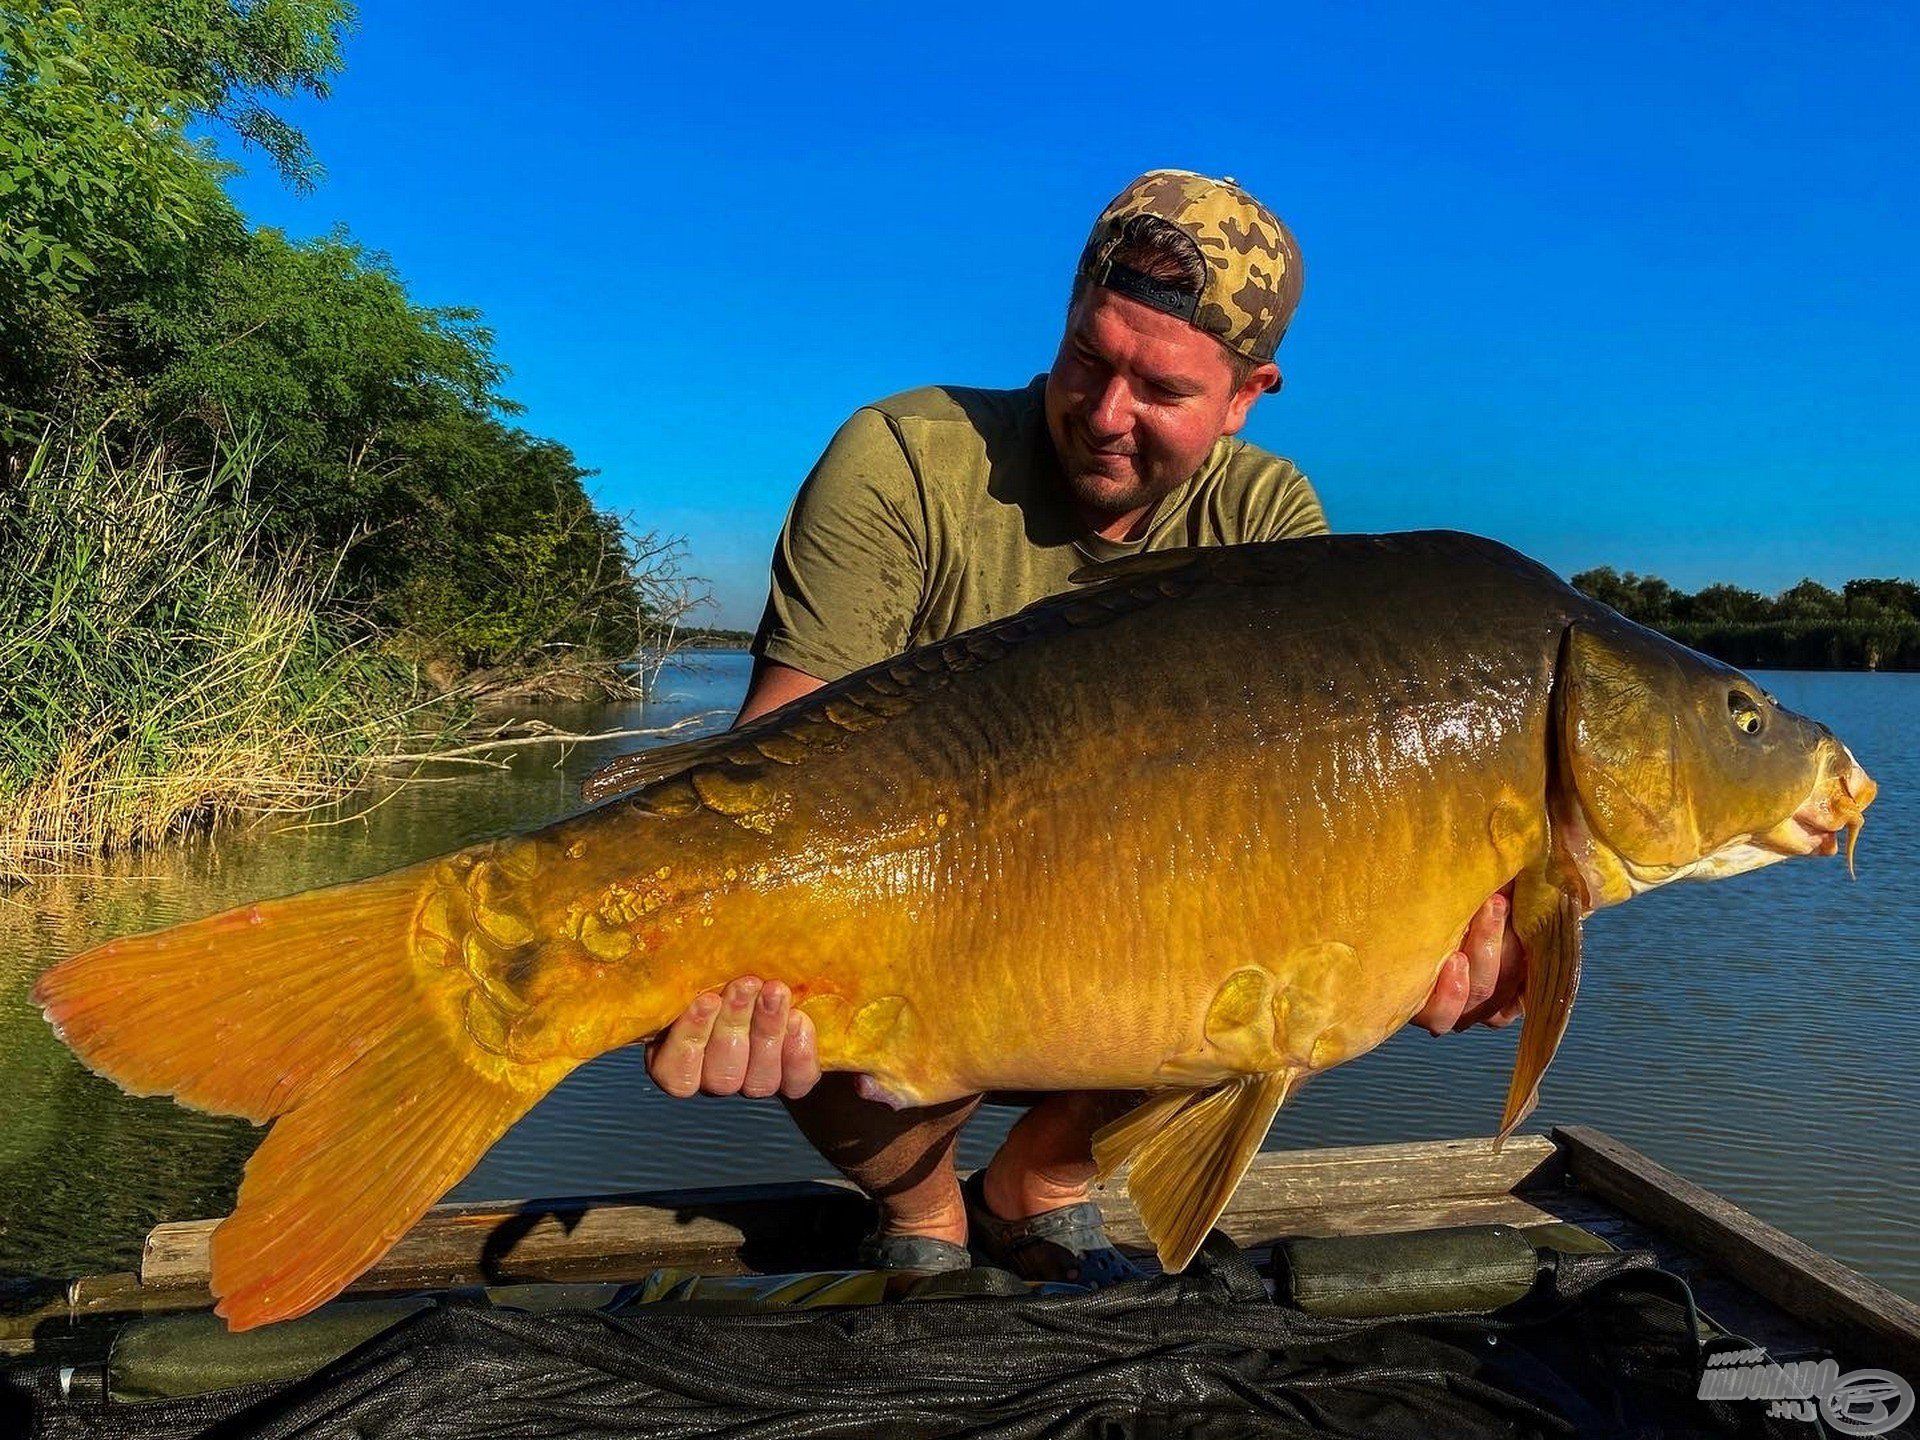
left=961, top=1168, right=1143, bottom=1286
left=856, top=1228, right=973, bottom=1273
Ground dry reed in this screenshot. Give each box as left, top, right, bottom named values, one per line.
left=0, top=428, right=426, bottom=881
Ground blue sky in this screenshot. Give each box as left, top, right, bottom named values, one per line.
left=229, top=3, right=1919, bottom=628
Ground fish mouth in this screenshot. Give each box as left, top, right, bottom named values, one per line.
left=1769, top=814, right=1839, bottom=858
left=1759, top=751, right=1876, bottom=874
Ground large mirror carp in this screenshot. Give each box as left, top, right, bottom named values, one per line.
left=35, top=532, right=1875, bottom=1329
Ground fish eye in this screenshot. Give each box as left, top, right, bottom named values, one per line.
left=1728, top=690, right=1764, bottom=735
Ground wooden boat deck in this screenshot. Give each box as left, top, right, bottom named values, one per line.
left=6, top=1125, right=1918, bottom=1378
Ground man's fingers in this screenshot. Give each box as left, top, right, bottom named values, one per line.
left=1478, top=925, right=1528, bottom=1026
left=779, top=1009, right=821, bottom=1099
left=1484, top=999, right=1524, bottom=1029
left=647, top=978, right=815, bottom=1100
left=740, top=982, right=791, bottom=1098
left=1413, top=953, right=1469, bottom=1035
left=1413, top=886, right=1530, bottom=1038
left=1451, top=892, right=1506, bottom=1029
left=646, top=991, right=722, bottom=1098
left=699, top=976, right=763, bottom=1095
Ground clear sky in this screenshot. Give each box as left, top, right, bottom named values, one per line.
left=228, top=2, right=1919, bottom=629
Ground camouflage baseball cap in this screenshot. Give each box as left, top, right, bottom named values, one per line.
left=1073, top=169, right=1304, bottom=364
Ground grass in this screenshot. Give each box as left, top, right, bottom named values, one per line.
left=0, top=427, right=430, bottom=882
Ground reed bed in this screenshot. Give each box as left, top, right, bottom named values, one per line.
left=0, top=430, right=427, bottom=882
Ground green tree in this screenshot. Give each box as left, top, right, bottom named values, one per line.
left=1843, top=578, right=1920, bottom=620
left=124, top=228, right=656, bottom=664
left=1, top=0, right=351, bottom=438
left=3, top=0, right=679, bottom=685
left=1679, top=583, right=1770, bottom=626
left=0, top=0, right=348, bottom=294
left=383, top=414, right=649, bottom=668
left=1576, top=565, right=1918, bottom=671
left=1777, top=579, right=1844, bottom=620
left=1570, top=567, right=1678, bottom=626
left=135, top=228, right=500, bottom=552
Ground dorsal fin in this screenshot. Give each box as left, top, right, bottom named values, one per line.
left=580, top=651, right=969, bottom=806
left=579, top=730, right=746, bottom=804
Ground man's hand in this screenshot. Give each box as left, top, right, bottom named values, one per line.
left=646, top=977, right=821, bottom=1099
left=1412, top=885, right=1527, bottom=1035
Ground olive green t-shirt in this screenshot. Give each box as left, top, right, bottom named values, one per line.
left=753, top=376, right=1329, bottom=682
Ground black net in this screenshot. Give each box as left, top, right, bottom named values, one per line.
left=7, top=1237, right=1812, bottom=1439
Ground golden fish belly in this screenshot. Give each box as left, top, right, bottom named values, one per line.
left=833, top=770, right=1541, bottom=1103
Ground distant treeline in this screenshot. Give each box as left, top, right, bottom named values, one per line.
left=1572, top=570, right=1920, bottom=672
left=678, top=627, right=758, bottom=650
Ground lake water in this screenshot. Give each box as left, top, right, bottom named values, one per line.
left=2, top=654, right=1914, bottom=1299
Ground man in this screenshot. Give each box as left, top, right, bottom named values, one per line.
left=643, top=171, right=1526, bottom=1279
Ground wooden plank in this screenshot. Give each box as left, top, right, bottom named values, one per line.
left=142, top=1134, right=1558, bottom=1292
left=128, top=1191, right=1558, bottom=1303
left=1555, top=1125, right=1920, bottom=1375
left=140, top=1178, right=873, bottom=1294
left=1206, top=1134, right=1558, bottom=1211
left=1120, top=1192, right=1560, bottom=1255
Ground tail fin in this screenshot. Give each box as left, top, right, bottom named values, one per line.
left=33, top=865, right=565, bottom=1329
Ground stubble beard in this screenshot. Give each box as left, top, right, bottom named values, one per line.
left=1064, top=466, right=1155, bottom=521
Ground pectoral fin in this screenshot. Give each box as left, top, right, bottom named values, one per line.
left=1092, top=1071, right=1297, bottom=1273
left=1496, top=883, right=1585, bottom=1145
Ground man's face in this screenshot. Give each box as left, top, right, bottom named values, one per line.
left=1045, top=288, right=1278, bottom=525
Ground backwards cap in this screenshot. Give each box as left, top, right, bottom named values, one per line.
left=1074, top=169, right=1304, bottom=364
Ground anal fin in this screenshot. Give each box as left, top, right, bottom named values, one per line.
left=1496, top=878, right=1586, bottom=1146
left=1090, top=1089, right=1193, bottom=1183
left=1092, top=1071, right=1297, bottom=1274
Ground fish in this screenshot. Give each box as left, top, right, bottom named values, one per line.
left=32, top=532, right=1875, bottom=1330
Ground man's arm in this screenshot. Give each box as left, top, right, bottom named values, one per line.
left=735, top=657, right=826, bottom=726
left=752, top=406, right=928, bottom=685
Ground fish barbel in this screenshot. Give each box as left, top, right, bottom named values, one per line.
left=34, top=532, right=1875, bottom=1329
